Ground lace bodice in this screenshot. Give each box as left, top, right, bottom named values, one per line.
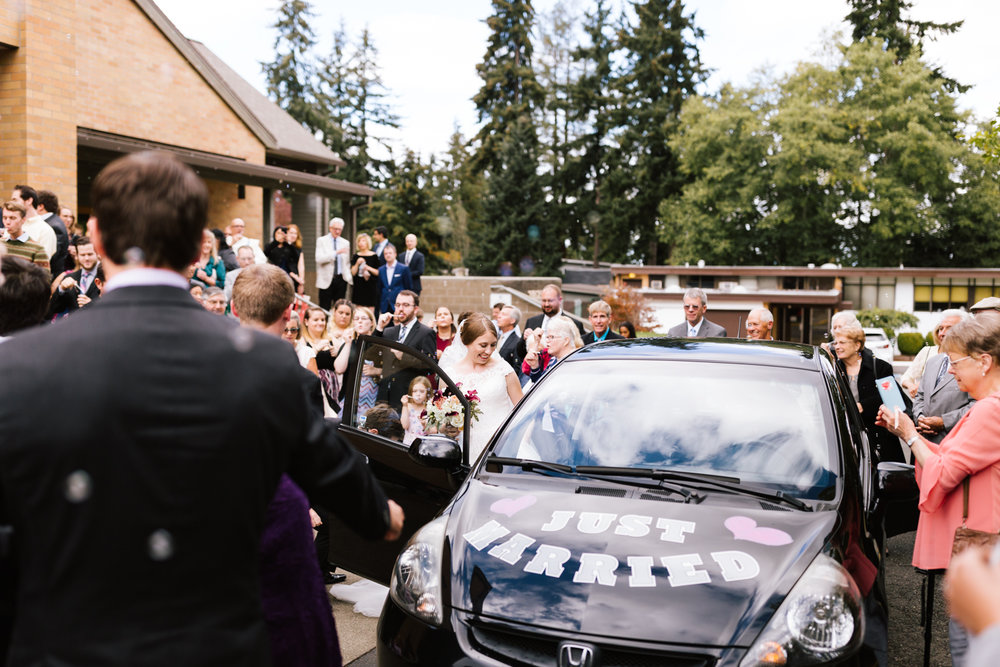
left=444, top=359, right=515, bottom=462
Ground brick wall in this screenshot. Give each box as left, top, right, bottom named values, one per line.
left=0, top=2, right=21, bottom=47
left=1, top=0, right=266, bottom=234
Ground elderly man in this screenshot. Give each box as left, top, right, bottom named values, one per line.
left=971, top=296, right=1000, bottom=315
left=226, top=218, right=266, bottom=265
left=745, top=308, right=775, bottom=340
left=583, top=300, right=624, bottom=345
left=224, top=245, right=256, bottom=302
left=497, top=304, right=524, bottom=373
left=316, top=216, right=350, bottom=310
left=912, top=310, right=974, bottom=443
left=401, top=233, right=425, bottom=295
left=667, top=288, right=727, bottom=338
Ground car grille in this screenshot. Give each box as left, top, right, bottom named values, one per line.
left=467, top=622, right=715, bottom=667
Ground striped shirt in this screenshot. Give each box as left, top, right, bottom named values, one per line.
left=4, top=238, right=51, bottom=273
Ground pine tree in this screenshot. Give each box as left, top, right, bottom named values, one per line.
left=607, top=0, right=707, bottom=264
left=315, top=22, right=359, bottom=173
left=473, top=116, right=551, bottom=275
left=347, top=28, right=400, bottom=187
left=845, top=0, right=965, bottom=92
left=261, top=0, right=329, bottom=138
left=430, top=130, right=484, bottom=268
left=472, top=0, right=545, bottom=175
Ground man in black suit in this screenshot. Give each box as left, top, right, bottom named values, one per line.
left=35, top=190, right=71, bottom=278
left=582, top=299, right=624, bottom=345
left=497, top=304, right=523, bottom=373
left=401, top=233, right=425, bottom=295
left=0, top=151, right=403, bottom=666
left=47, top=236, right=102, bottom=319
left=517, top=283, right=586, bottom=360
left=373, top=289, right=436, bottom=409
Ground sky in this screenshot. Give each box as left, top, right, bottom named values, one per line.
left=153, top=0, right=999, bottom=159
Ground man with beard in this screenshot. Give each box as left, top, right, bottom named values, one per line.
left=48, top=236, right=103, bottom=318
left=518, top=284, right=585, bottom=363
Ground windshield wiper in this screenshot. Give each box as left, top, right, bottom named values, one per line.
left=486, top=457, right=703, bottom=503
left=575, top=466, right=813, bottom=512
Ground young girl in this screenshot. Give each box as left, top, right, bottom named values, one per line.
left=400, top=376, right=432, bottom=445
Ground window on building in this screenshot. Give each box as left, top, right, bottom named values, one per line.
left=914, top=281, right=1000, bottom=311
left=685, top=275, right=716, bottom=289
left=842, top=277, right=896, bottom=311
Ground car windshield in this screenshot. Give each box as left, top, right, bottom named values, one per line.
left=491, top=359, right=838, bottom=499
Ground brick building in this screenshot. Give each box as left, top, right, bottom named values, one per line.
left=1, top=0, right=371, bottom=294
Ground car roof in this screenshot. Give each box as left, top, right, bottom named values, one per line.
left=862, top=327, right=888, bottom=336
left=570, top=337, right=826, bottom=372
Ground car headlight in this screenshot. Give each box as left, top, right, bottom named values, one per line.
left=740, top=554, right=864, bottom=666
left=389, top=515, right=448, bottom=626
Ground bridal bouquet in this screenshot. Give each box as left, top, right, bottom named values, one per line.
left=423, top=383, right=482, bottom=429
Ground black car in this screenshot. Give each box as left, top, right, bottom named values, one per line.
left=329, top=337, right=918, bottom=666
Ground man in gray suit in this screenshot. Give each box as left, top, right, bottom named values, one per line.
left=667, top=288, right=727, bottom=338
left=913, top=310, right=974, bottom=443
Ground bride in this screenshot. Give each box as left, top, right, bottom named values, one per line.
left=439, top=312, right=523, bottom=462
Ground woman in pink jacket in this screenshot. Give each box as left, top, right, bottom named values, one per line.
left=878, top=311, right=1000, bottom=665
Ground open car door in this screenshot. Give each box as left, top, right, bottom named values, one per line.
left=326, top=334, right=471, bottom=584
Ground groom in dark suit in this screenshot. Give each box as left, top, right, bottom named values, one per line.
left=0, top=151, right=403, bottom=666
left=46, top=236, right=103, bottom=318
left=373, top=290, right=436, bottom=409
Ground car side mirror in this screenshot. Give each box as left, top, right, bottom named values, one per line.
left=408, top=435, right=462, bottom=469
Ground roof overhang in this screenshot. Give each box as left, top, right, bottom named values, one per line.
left=78, top=128, right=373, bottom=200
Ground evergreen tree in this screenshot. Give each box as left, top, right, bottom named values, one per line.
left=261, top=0, right=329, bottom=137
left=315, top=22, right=359, bottom=173
left=472, top=0, right=546, bottom=175
left=606, top=0, right=708, bottom=264
left=430, top=130, right=484, bottom=268
left=473, top=116, right=552, bottom=275
left=563, top=0, right=618, bottom=262
left=845, top=0, right=965, bottom=91
left=347, top=28, right=400, bottom=187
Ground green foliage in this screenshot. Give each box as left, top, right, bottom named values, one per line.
left=970, top=107, right=1000, bottom=165
left=897, top=332, right=927, bottom=356
left=472, top=0, right=545, bottom=175
left=473, top=116, right=554, bottom=275
left=856, top=308, right=919, bottom=340
left=925, top=330, right=936, bottom=346
left=427, top=130, right=483, bottom=269
left=664, top=39, right=1000, bottom=268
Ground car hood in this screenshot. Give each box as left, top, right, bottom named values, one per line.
left=449, top=479, right=837, bottom=647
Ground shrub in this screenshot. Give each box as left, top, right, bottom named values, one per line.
left=602, top=284, right=659, bottom=332
left=897, top=332, right=927, bottom=356
left=856, top=308, right=919, bottom=341
left=926, top=331, right=936, bottom=346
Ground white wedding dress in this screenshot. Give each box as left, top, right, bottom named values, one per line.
left=441, top=355, right=516, bottom=462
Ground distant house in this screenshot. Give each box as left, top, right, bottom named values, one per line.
left=0, top=0, right=370, bottom=294
left=560, top=260, right=1000, bottom=343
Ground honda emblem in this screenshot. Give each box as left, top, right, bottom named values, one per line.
left=558, top=642, right=597, bottom=667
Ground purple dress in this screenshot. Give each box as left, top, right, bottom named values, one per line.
left=259, top=475, right=341, bottom=666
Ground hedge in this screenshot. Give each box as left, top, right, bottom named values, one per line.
left=897, top=332, right=927, bottom=356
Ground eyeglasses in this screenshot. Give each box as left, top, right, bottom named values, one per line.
left=949, top=355, right=972, bottom=366
left=683, top=304, right=702, bottom=310
left=283, top=327, right=299, bottom=334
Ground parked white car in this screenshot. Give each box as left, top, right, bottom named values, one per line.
left=863, top=327, right=894, bottom=363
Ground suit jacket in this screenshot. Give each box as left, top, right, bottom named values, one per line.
left=498, top=330, right=522, bottom=374
left=582, top=330, right=624, bottom=345
left=46, top=266, right=102, bottom=318
left=0, top=284, right=390, bottom=666
left=42, top=213, right=70, bottom=278
left=401, top=248, right=424, bottom=293
left=913, top=353, right=974, bottom=444
left=667, top=318, right=728, bottom=338
left=315, top=234, right=347, bottom=290
left=372, top=320, right=436, bottom=407
left=377, top=263, right=412, bottom=315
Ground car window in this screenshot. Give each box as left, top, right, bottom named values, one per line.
left=346, top=339, right=437, bottom=436
left=492, top=359, right=838, bottom=499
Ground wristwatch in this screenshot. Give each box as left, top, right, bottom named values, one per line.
left=905, top=434, right=919, bottom=448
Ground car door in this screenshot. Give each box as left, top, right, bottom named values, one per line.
left=326, top=334, right=470, bottom=584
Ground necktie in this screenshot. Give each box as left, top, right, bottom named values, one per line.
left=398, top=324, right=408, bottom=343
left=689, top=326, right=697, bottom=337
left=79, top=272, right=91, bottom=294
left=406, top=250, right=412, bottom=265
left=333, top=238, right=341, bottom=273
left=934, top=357, right=950, bottom=388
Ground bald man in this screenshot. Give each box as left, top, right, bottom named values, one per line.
left=745, top=308, right=775, bottom=340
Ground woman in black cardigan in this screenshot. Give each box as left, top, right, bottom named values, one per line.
left=833, top=324, right=909, bottom=462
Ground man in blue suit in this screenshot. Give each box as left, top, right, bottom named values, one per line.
left=377, top=243, right=411, bottom=316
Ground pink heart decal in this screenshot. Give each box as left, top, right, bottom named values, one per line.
left=490, top=495, right=537, bottom=517
left=881, top=381, right=891, bottom=390
left=725, top=516, right=793, bottom=546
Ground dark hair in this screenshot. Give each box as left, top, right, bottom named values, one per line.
left=618, top=321, right=636, bottom=338
left=460, top=312, right=498, bottom=345
left=365, top=403, right=404, bottom=442
left=374, top=225, right=389, bottom=237
left=91, top=152, right=208, bottom=271
left=36, top=189, right=59, bottom=213
left=397, top=289, right=419, bottom=307
left=211, top=228, right=231, bottom=250
left=13, top=184, right=37, bottom=207
left=0, top=256, right=50, bottom=335
left=74, top=235, right=93, bottom=248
